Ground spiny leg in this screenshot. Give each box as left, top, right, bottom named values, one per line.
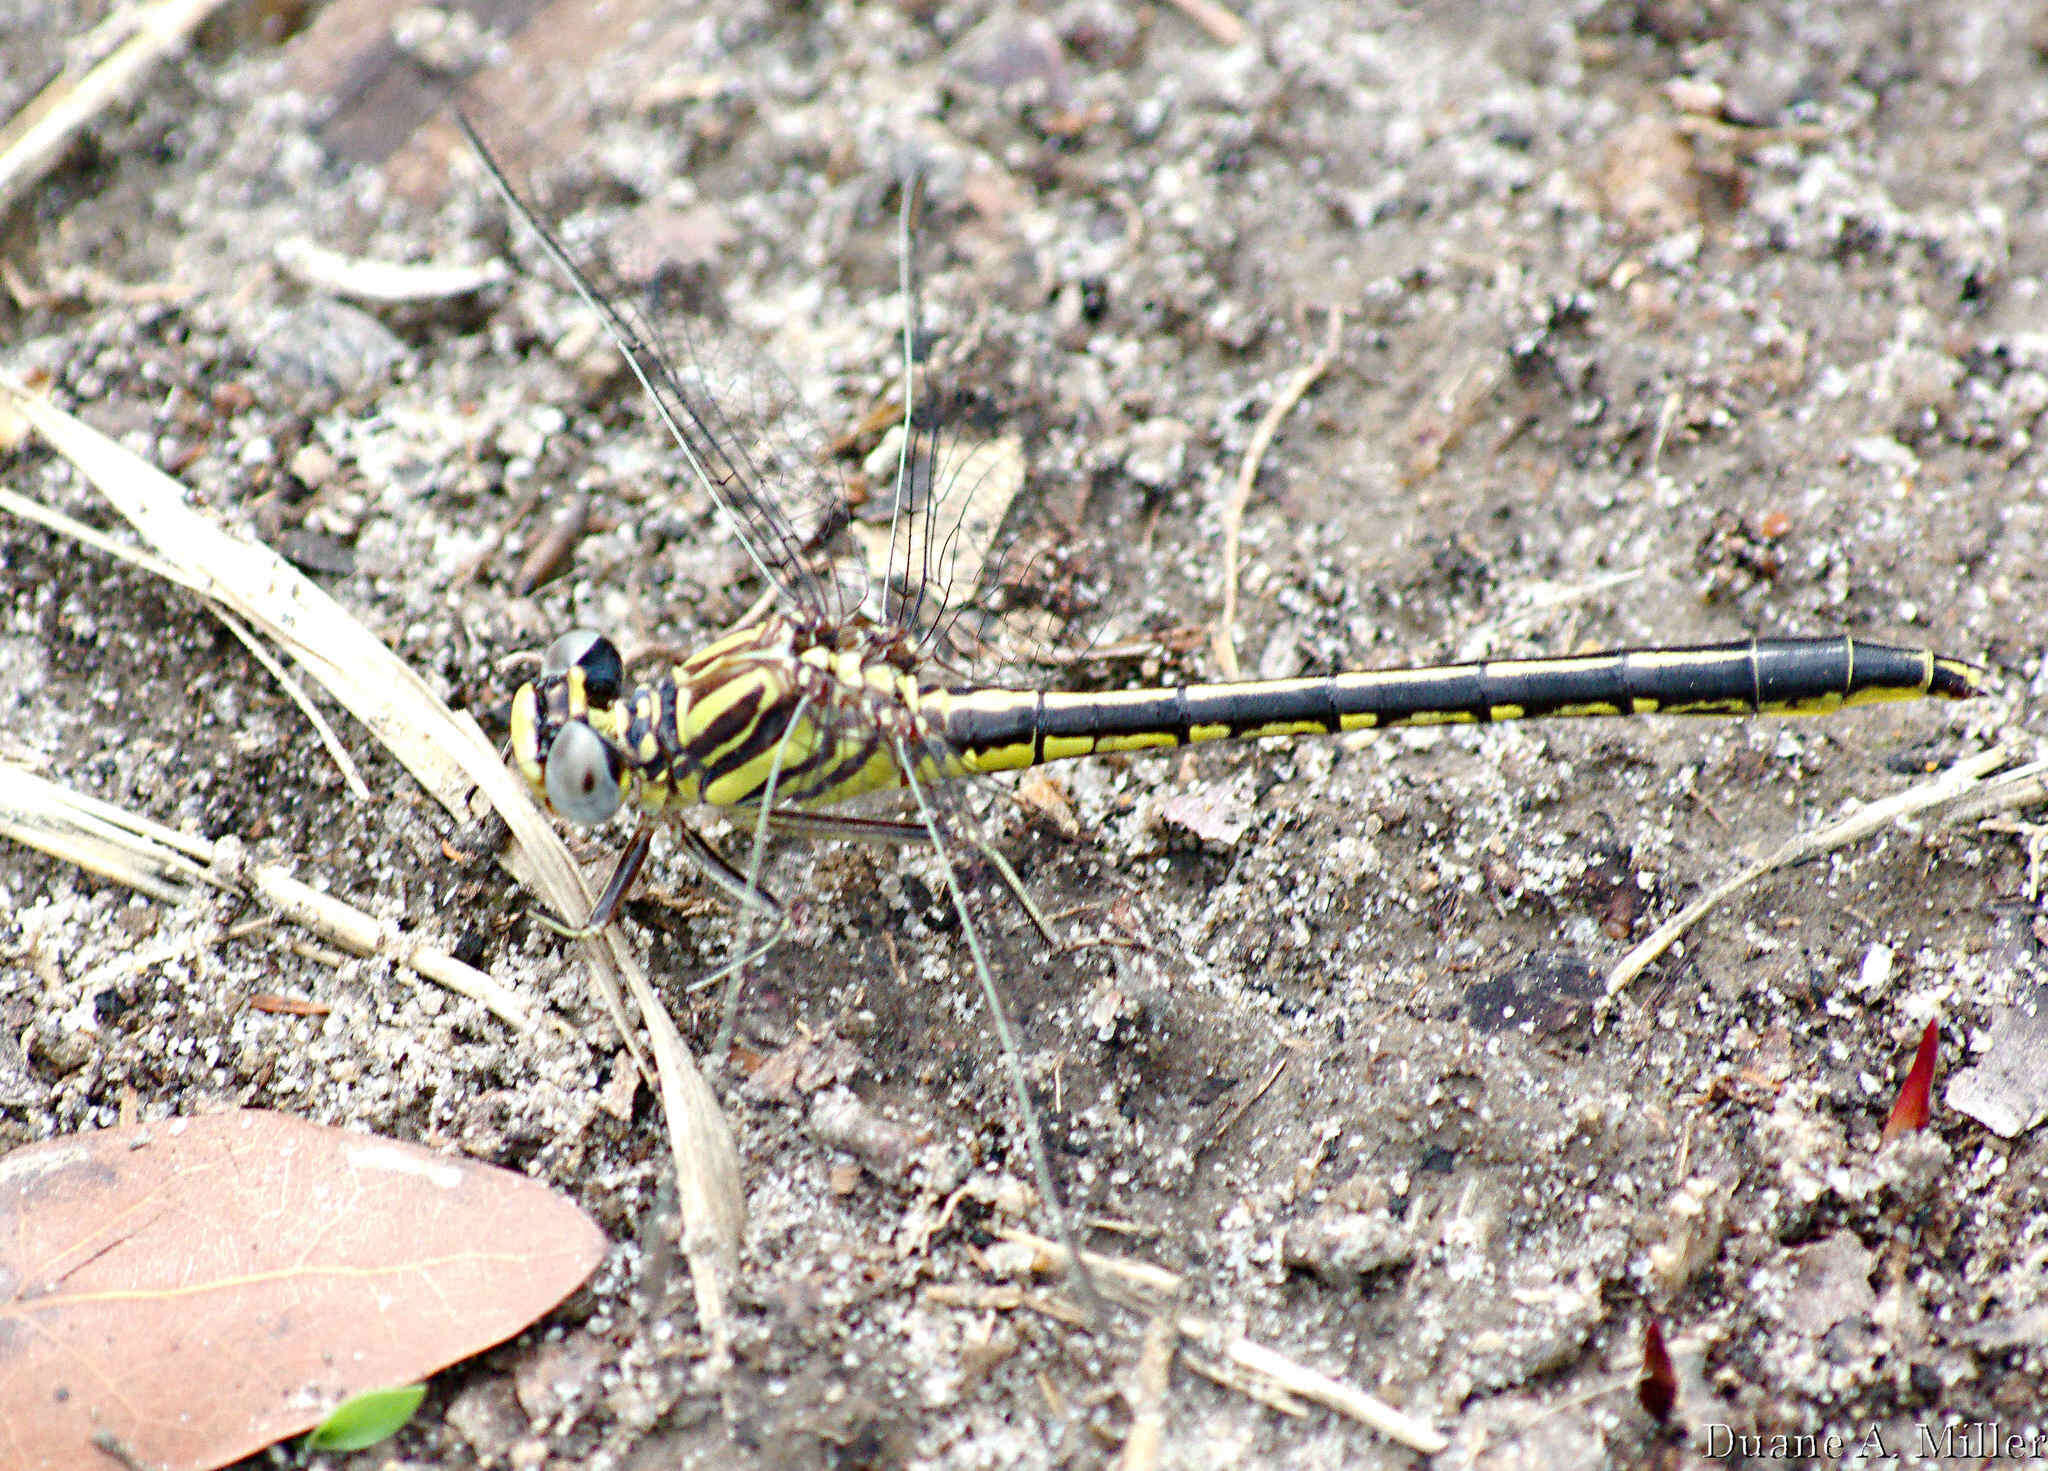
left=535, top=824, right=656, bottom=938
left=761, top=810, right=1061, bottom=948
left=677, top=824, right=784, bottom=915
left=894, top=736, right=1106, bottom=1322
left=537, top=820, right=784, bottom=944
left=678, top=829, right=788, bottom=1011
left=763, top=810, right=933, bottom=844
left=707, top=693, right=812, bottom=1061
left=883, top=167, right=924, bottom=632
left=970, top=837, right=1060, bottom=948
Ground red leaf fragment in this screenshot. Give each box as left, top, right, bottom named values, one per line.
left=1882, top=1019, right=1941, bottom=1143
left=1638, top=1316, right=1678, bottom=1425
left=0, top=1109, right=607, bottom=1471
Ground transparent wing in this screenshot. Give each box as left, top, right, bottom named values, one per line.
left=848, top=396, right=1030, bottom=655
left=461, top=112, right=1079, bottom=677
left=458, top=111, right=861, bottom=629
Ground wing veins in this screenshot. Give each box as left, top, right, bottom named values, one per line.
left=456, top=111, right=833, bottom=624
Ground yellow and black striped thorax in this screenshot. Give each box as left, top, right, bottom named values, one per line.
left=510, top=628, right=1984, bottom=827
left=509, top=617, right=964, bottom=825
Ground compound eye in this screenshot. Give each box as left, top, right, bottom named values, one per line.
left=541, top=629, right=624, bottom=704
left=542, top=628, right=603, bottom=675
left=544, top=720, right=623, bottom=824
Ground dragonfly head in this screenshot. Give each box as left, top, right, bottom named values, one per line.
left=509, top=629, right=633, bottom=825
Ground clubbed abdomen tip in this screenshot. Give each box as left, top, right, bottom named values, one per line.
left=1931, top=656, right=1989, bottom=700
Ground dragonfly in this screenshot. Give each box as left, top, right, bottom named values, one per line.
left=455, top=114, right=1984, bottom=1298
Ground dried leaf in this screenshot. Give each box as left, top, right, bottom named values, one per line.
left=1882, top=1018, right=1940, bottom=1143
left=0, top=1110, right=606, bottom=1471
left=852, top=429, right=1025, bottom=617
left=1637, top=1317, right=1677, bottom=1426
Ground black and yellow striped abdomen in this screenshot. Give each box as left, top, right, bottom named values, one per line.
left=930, top=637, right=1985, bottom=778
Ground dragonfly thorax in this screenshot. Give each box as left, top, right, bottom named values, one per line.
left=509, top=617, right=953, bottom=829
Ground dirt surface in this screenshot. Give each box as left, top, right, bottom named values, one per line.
left=4, top=1, right=2045, bottom=1466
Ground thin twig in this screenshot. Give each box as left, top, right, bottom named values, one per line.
left=1928, top=756, right=2048, bottom=829
left=995, top=1227, right=1185, bottom=1302
left=0, top=761, right=535, bottom=1030
left=1118, top=1311, right=1181, bottom=1471
left=991, top=1228, right=1446, bottom=1453
left=1180, top=1347, right=1310, bottom=1416
left=1212, top=307, right=1342, bottom=679
left=1197, top=1326, right=1447, bottom=1452
left=1604, top=745, right=2016, bottom=1001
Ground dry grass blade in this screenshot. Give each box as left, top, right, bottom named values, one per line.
left=1604, top=744, right=2014, bottom=1000
left=0, top=765, right=202, bottom=905
left=0, top=0, right=236, bottom=217
left=0, top=761, right=536, bottom=1022
left=0, top=375, right=742, bottom=1347
left=1211, top=306, right=1342, bottom=679
left=992, top=1228, right=1447, bottom=1453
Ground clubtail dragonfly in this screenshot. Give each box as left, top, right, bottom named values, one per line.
left=457, top=114, right=1983, bottom=1298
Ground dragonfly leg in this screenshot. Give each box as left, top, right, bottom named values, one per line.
left=673, top=815, right=793, bottom=1059
left=895, top=739, right=1107, bottom=1325
left=762, top=812, right=1060, bottom=944
left=970, top=839, right=1060, bottom=947
left=679, top=825, right=784, bottom=917
left=763, top=810, right=928, bottom=844
left=534, top=824, right=654, bottom=938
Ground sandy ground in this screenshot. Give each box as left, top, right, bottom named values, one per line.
left=3, top=0, right=2045, bottom=1466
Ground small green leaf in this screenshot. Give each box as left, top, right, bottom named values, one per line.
left=303, top=1383, right=427, bottom=1452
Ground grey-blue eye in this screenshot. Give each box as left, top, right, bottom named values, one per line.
left=544, top=720, right=623, bottom=824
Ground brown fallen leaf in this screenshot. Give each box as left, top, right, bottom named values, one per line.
left=0, top=1109, right=607, bottom=1471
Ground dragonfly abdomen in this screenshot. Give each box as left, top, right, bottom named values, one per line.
left=935, top=637, right=1985, bottom=777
